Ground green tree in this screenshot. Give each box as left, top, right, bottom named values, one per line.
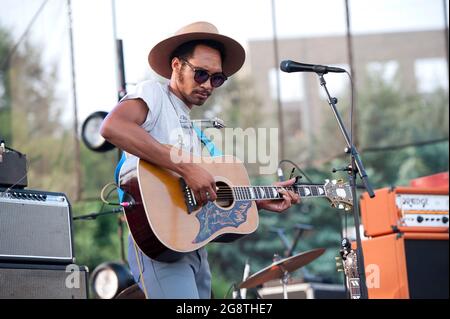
left=0, top=25, right=124, bottom=286
left=0, top=27, right=12, bottom=142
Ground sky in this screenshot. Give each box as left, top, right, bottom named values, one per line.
left=0, top=0, right=448, bottom=123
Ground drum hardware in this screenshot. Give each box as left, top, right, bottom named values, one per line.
left=238, top=248, right=326, bottom=299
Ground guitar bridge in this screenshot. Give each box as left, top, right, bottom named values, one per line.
left=179, top=178, right=197, bottom=214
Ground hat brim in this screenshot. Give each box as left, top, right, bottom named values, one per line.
left=148, top=32, right=246, bottom=79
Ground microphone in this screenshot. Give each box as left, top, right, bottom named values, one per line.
left=280, top=60, right=346, bottom=74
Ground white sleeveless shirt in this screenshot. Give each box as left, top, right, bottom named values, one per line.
left=118, top=80, right=201, bottom=177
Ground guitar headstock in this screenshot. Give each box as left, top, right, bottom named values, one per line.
left=323, top=179, right=353, bottom=211
left=339, top=238, right=361, bottom=299
left=340, top=238, right=358, bottom=278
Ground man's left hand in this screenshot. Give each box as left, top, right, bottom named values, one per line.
left=256, top=178, right=300, bottom=213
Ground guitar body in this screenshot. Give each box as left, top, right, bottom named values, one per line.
left=120, top=155, right=259, bottom=262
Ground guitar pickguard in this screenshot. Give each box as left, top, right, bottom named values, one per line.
left=193, top=201, right=252, bottom=243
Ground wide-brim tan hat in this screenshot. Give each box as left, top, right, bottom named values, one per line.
left=148, top=21, right=245, bottom=79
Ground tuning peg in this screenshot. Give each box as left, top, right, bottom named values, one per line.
left=335, top=257, right=344, bottom=271
left=332, top=165, right=353, bottom=174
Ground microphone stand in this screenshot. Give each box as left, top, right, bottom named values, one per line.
left=316, top=73, right=375, bottom=299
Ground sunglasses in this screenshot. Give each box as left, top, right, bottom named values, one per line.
left=180, top=58, right=228, bottom=88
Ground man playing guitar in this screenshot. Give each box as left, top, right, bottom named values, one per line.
left=100, top=21, right=299, bottom=299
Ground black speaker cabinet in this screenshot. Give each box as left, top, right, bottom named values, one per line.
left=0, top=263, right=88, bottom=299
left=0, top=151, right=28, bottom=188
left=0, top=188, right=74, bottom=263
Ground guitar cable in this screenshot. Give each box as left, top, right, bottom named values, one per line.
left=99, top=183, right=148, bottom=297
left=277, top=159, right=313, bottom=183
left=100, top=182, right=134, bottom=208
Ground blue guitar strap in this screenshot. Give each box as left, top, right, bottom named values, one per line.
left=115, top=152, right=127, bottom=202
left=192, top=124, right=223, bottom=157
left=114, top=126, right=222, bottom=202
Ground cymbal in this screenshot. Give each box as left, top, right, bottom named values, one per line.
left=238, top=248, right=326, bottom=289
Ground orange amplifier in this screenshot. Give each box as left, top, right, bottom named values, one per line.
left=359, top=232, right=449, bottom=299
left=360, top=186, right=449, bottom=237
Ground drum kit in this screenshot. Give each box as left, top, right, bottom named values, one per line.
left=233, top=223, right=327, bottom=299
left=237, top=248, right=326, bottom=299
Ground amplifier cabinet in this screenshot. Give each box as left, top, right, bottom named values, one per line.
left=360, top=186, right=449, bottom=237
left=0, top=263, right=88, bottom=299
left=361, top=232, right=448, bottom=299
left=0, top=188, right=74, bottom=264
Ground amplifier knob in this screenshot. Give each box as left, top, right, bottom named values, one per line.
left=417, top=216, right=424, bottom=223
left=442, top=217, right=449, bottom=224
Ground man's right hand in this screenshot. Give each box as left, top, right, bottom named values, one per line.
left=180, top=163, right=217, bottom=207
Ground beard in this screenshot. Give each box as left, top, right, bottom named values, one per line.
left=177, top=72, right=210, bottom=106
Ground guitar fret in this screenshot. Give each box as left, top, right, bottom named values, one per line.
left=266, top=187, right=270, bottom=199
left=317, top=186, right=325, bottom=195
left=298, top=187, right=305, bottom=197
left=272, top=187, right=281, bottom=199
left=249, top=187, right=255, bottom=199
left=304, top=187, right=312, bottom=197
left=251, top=187, right=257, bottom=199
left=268, top=187, right=274, bottom=199
left=244, top=187, right=250, bottom=200
left=271, top=187, right=278, bottom=198
left=311, top=186, right=318, bottom=196
left=261, top=187, right=266, bottom=199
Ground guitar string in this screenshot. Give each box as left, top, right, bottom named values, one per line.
left=212, top=186, right=324, bottom=200
left=165, top=86, right=327, bottom=201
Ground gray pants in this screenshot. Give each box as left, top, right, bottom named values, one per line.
left=127, top=235, right=212, bottom=299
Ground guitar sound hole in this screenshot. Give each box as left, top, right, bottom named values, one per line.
left=215, top=181, right=234, bottom=208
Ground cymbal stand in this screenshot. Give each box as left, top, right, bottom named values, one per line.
left=281, top=268, right=290, bottom=299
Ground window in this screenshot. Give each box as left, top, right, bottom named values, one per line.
left=268, top=68, right=305, bottom=103
left=414, top=58, right=448, bottom=94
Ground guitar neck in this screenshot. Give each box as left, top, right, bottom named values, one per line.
left=231, top=184, right=327, bottom=201
left=347, top=277, right=361, bottom=299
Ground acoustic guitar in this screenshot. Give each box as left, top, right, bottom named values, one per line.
left=120, top=154, right=353, bottom=262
